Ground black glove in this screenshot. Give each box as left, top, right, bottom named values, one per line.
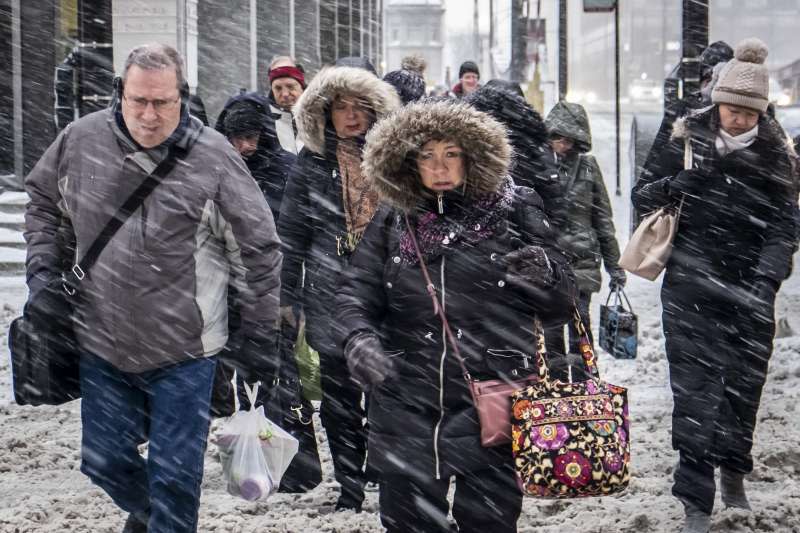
left=669, top=169, right=705, bottom=197
left=24, top=275, right=73, bottom=330
left=750, top=277, right=779, bottom=320
left=504, top=245, right=556, bottom=288
left=235, top=334, right=280, bottom=385
left=344, top=332, right=395, bottom=389
left=608, top=267, right=627, bottom=290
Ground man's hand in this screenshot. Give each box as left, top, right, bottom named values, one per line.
left=344, top=333, right=395, bottom=389
left=279, top=305, right=297, bottom=329
left=235, top=334, right=279, bottom=386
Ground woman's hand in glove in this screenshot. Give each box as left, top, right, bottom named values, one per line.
left=344, top=332, right=396, bottom=389
left=608, top=267, right=627, bottom=290
left=504, top=245, right=555, bottom=288
left=668, top=169, right=706, bottom=197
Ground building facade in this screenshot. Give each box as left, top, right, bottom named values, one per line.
left=0, top=0, right=383, bottom=189
left=385, top=0, right=444, bottom=86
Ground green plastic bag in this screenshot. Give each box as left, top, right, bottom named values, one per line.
left=294, top=320, right=322, bottom=402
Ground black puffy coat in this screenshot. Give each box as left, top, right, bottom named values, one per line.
left=334, top=100, right=576, bottom=478
left=277, top=66, right=401, bottom=354
left=465, top=83, right=562, bottom=220
left=215, top=92, right=296, bottom=220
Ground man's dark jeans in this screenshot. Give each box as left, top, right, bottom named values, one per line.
left=80, top=353, right=216, bottom=533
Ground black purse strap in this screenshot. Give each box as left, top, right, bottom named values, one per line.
left=63, top=150, right=179, bottom=293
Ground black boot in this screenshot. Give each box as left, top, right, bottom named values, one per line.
left=720, top=468, right=752, bottom=511
left=121, top=512, right=148, bottom=533
left=681, top=502, right=711, bottom=533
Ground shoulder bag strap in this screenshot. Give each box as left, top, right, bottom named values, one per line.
left=63, top=149, right=180, bottom=293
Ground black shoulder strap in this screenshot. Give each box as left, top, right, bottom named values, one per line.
left=64, top=150, right=180, bottom=290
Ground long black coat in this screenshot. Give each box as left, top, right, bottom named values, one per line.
left=632, top=107, right=798, bottom=463
left=334, top=188, right=575, bottom=478
left=277, top=148, right=354, bottom=354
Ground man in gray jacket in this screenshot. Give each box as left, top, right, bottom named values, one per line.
left=24, top=44, right=282, bottom=533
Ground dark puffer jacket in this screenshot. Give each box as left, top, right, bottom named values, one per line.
left=545, top=101, right=622, bottom=293
left=215, top=93, right=297, bottom=221
left=633, top=106, right=798, bottom=294
left=334, top=100, right=575, bottom=478
left=465, top=83, right=562, bottom=221
left=278, top=66, right=401, bottom=354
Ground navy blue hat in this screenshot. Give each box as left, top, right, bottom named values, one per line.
left=383, top=55, right=427, bottom=104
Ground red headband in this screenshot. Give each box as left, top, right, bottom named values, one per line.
left=269, top=66, right=305, bottom=88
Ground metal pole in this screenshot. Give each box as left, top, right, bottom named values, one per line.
left=614, top=0, right=621, bottom=196
left=12, top=0, right=23, bottom=183
left=250, top=0, right=257, bottom=91
left=558, top=0, right=567, bottom=100
left=489, top=0, right=494, bottom=78
left=290, top=0, right=296, bottom=59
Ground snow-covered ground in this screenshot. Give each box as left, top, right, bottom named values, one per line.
left=1, top=113, right=799, bottom=532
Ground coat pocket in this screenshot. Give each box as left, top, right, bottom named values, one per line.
left=484, top=348, right=535, bottom=378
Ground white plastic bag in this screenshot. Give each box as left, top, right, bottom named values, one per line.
left=217, top=381, right=299, bottom=501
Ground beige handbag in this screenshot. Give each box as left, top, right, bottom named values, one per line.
left=620, top=140, right=691, bottom=280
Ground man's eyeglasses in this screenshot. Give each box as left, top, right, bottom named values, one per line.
left=123, top=94, right=180, bottom=112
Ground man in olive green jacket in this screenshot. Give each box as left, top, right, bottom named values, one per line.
left=543, top=101, right=625, bottom=364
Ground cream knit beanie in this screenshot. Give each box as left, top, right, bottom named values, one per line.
left=711, top=38, right=770, bottom=113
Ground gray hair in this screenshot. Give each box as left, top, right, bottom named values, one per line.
left=122, top=43, right=186, bottom=89
left=269, top=55, right=296, bottom=70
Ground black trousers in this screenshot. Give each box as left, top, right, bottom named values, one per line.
left=379, top=461, right=523, bottom=533
left=319, top=350, right=367, bottom=507
left=663, top=291, right=775, bottom=514
left=545, top=291, right=593, bottom=379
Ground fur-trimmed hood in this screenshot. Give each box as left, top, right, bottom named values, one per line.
left=362, top=99, right=512, bottom=211
left=671, top=105, right=797, bottom=158
left=293, top=66, right=401, bottom=155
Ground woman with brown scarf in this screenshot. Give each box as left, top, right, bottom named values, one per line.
left=277, top=64, right=400, bottom=512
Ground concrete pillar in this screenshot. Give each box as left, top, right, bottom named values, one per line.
left=197, top=0, right=250, bottom=125
left=0, top=0, right=14, bottom=179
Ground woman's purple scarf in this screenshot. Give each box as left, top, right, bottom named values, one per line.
left=399, top=176, right=515, bottom=264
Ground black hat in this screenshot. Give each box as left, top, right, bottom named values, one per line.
left=458, top=60, right=480, bottom=79
left=335, top=56, right=378, bottom=76
left=383, top=55, right=427, bottom=104
left=223, top=102, right=263, bottom=138
left=699, top=41, right=734, bottom=81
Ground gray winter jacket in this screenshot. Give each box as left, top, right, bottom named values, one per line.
left=24, top=108, right=282, bottom=373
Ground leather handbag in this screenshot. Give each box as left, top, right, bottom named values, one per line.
left=599, top=287, right=638, bottom=359
left=619, top=139, right=691, bottom=280
left=511, top=313, right=630, bottom=498
left=9, top=152, right=179, bottom=406
left=404, top=215, right=540, bottom=448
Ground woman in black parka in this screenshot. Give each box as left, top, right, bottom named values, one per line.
left=632, top=39, right=798, bottom=533
left=277, top=64, right=400, bottom=511
left=334, top=100, right=576, bottom=533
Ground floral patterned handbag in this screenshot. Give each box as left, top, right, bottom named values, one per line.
left=511, top=313, right=630, bottom=498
